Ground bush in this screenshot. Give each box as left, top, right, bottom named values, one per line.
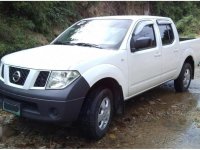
left=0, top=21, right=38, bottom=58
left=176, top=15, right=200, bottom=37
left=0, top=21, right=15, bottom=42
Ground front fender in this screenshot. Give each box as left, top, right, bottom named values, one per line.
left=81, top=64, right=128, bottom=98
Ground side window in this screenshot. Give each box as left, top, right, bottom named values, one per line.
left=131, top=23, right=156, bottom=51
left=158, top=24, right=174, bottom=45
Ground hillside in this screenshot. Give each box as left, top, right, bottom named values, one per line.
left=0, top=1, right=200, bottom=57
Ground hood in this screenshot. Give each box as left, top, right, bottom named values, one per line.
left=2, top=45, right=115, bottom=70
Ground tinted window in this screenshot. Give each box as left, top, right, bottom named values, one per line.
left=158, top=24, right=174, bottom=45
left=131, top=24, right=156, bottom=51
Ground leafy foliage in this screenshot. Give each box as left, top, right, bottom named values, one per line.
left=0, top=2, right=79, bottom=33
left=176, top=15, right=200, bottom=37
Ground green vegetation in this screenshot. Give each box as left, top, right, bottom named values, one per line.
left=176, top=15, right=200, bottom=38
left=0, top=1, right=93, bottom=57
left=0, top=1, right=200, bottom=57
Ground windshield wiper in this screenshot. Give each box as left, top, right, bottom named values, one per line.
left=72, top=42, right=103, bottom=49
left=54, top=41, right=103, bottom=49
left=53, top=41, right=72, bottom=45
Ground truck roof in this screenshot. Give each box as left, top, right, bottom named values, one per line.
left=84, top=15, right=170, bottom=21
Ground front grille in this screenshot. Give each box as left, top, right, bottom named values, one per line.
left=34, top=71, right=49, bottom=87
left=9, top=67, right=30, bottom=85
left=1, top=65, right=4, bottom=79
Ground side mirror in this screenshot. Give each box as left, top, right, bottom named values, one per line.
left=131, top=37, right=152, bottom=52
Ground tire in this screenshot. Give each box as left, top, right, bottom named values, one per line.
left=79, top=87, right=113, bottom=140
left=174, top=63, right=192, bottom=92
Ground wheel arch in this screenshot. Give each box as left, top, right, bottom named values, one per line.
left=81, top=64, right=128, bottom=98
left=85, top=77, right=124, bottom=115
left=184, top=56, right=194, bottom=79
left=81, top=64, right=127, bottom=115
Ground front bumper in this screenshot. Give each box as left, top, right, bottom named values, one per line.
left=0, top=77, right=90, bottom=123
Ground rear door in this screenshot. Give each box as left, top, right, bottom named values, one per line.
left=157, top=20, right=180, bottom=81
left=128, top=20, right=163, bottom=96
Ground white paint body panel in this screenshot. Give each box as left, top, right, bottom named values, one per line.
left=2, top=45, right=118, bottom=70
left=1, top=16, right=200, bottom=100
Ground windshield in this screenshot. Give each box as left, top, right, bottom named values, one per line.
left=53, top=19, right=132, bottom=50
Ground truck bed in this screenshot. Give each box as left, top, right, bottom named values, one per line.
left=180, top=37, right=195, bottom=41
left=180, top=38, right=200, bottom=66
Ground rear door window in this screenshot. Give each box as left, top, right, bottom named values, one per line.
left=158, top=24, right=174, bottom=45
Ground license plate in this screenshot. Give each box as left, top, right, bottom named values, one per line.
left=2, top=98, right=21, bottom=116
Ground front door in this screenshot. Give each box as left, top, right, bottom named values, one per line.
left=128, top=20, right=162, bottom=97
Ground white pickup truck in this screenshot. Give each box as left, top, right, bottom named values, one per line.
left=0, top=16, right=200, bottom=139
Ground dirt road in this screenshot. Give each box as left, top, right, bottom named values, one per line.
left=0, top=68, right=200, bottom=148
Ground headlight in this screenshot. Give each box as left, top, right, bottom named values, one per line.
left=46, top=71, right=80, bottom=89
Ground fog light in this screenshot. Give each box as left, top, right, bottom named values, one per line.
left=49, top=108, right=60, bottom=119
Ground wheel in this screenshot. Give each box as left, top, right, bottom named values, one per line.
left=174, top=63, right=192, bottom=92
left=80, top=87, right=113, bottom=140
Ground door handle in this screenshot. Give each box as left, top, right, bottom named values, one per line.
left=174, top=49, right=179, bottom=52
left=154, top=52, right=161, bottom=57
